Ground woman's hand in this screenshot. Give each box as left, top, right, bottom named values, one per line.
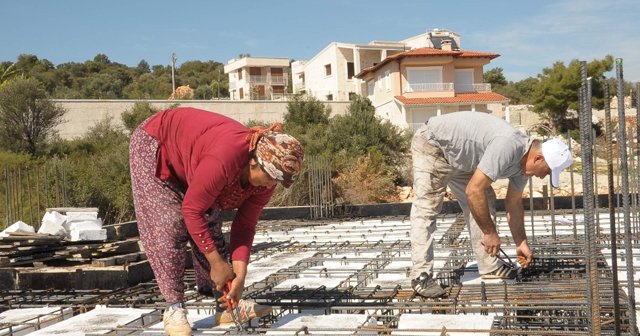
left=218, top=277, right=245, bottom=310
left=217, top=260, right=248, bottom=310
left=205, top=251, right=235, bottom=292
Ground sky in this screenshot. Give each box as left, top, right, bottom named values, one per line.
left=1, top=0, right=639, bottom=83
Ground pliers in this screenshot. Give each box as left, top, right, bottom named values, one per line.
left=223, top=279, right=243, bottom=331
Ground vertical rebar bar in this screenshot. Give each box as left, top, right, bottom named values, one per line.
left=630, top=126, right=638, bottom=240
left=579, top=61, right=601, bottom=335
left=604, top=82, right=621, bottom=335
left=3, top=167, right=9, bottom=227
left=568, top=131, right=577, bottom=239
left=593, top=129, right=600, bottom=237
left=61, top=159, right=67, bottom=207
left=35, top=166, right=41, bottom=217
left=44, top=164, right=49, bottom=210
left=308, top=156, right=316, bottom=219
left=549, top=179, right=556, bottom=240
left=616, top=58, right=637, bottom=334
left=26, top=167, right=34, bottom=227
left=17, top=167, right=24, bottom=222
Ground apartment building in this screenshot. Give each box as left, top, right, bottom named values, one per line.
left=291, top=29, right=462, bottom=102
left=355, top=42, right=508, bottom=130
left=224, top=57, right=290, bottom=101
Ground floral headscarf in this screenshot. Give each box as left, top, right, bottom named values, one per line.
left=247, top=124, right=304, bottom=188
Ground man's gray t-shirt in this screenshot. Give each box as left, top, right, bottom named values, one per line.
left=423, top=111, right=532, bottom=192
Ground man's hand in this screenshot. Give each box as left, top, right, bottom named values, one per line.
left=482, top=232, right=501, bottom=257
left=516, top=240, right=533, bottom=268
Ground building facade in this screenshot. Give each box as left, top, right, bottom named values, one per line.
left=224, top=57, right=291, bottom=101
left=291, top=29, right=462, bottom=102
left=355, top=42, right=508, bottom=130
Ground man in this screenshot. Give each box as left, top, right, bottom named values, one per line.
left=409, top=111, right=573, bottom=298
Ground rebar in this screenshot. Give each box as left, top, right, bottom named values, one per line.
left=616, top=58, right=637, bottom=335
left=579, top=61, right=601, bottom=335
left=568, top=131, right=577, bottom=239
left=603, top=82, right=621, bottom=335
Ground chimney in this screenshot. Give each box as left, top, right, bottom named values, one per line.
left=440, top=39, right=452, bottom=51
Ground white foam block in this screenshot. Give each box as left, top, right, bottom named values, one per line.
left=30, top=306, right=153, bottom=336
left=70, top=229, right=106, bottom=241
left=392, top=313, right=494, bottom=335
left=267, top=314, right=377, bottom=335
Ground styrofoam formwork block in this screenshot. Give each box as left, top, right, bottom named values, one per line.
left=70, top=229, right=107, bottom=241
left=392, top=313, right=495, bottom=335
left=30, top=306, right=153, bottom=336
left=266, top=313, right=377, bottom=335
left=0, top=307, right=73, bottom=336
left=245, top=251, right=318, bottom=285
left=143, top=311, right=244, bottom=335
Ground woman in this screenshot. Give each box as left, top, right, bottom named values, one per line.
left=129, top=107, right=304, bottom=335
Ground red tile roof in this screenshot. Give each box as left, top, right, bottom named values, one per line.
left=356, top=47, right=500, bottom=78
left=395, top=92, right=509, bottom=105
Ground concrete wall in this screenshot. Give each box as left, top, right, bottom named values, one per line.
left=53, top=99, right=351, bottom=140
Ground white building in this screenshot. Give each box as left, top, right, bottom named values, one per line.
left=355, top=44, right=508, bottom=130
left=224, top=57, right=291, bottom=101
left=291, top=29, right=462, bottom=102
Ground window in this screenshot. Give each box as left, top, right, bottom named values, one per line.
left=348, top=92, right=357, bottom=100
left=406, top=66, right=443, bottom=92
left=326, top=94, right=333, bottom=101
left=272, top=86, right=285, bottom=94
left=347, top=62, right=355, bottom=79
left=367, top=81, right=375, bottom=98
left=455, top=69, right=475, bottom=92
left=238, top=69, right=242, bottom=80
left=385, top=70, right=391, bottom=91
left=239, top=88, right=244, bottom=99
left=249, top=67, right=261, bottom=76
left=325, top=64, right=332, bottom=76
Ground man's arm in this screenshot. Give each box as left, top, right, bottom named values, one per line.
left=505, top=182, right=533, bottom=267
left=466, top=169, right=500, bottom=256
left=505, top=183, right=526, bottom=245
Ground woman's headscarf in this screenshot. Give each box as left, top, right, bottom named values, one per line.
left=247, top=123, right=304, bottom=188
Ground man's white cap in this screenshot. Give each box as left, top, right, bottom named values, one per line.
left=541, top=138, right=573, bottom=188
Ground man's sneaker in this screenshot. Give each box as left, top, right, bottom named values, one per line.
left=481, top=262, right=518, bottom=279
left=215, top=299, right=272, bottom=325
left=163, top=307, right=191, bottom=336
left=411, top=272, right=446, bottom=298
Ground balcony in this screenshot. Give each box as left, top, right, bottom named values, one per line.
left=406, top=82, right=454, bottom=93
left=249, top=75, right=267, bottom=83
left=405, top=82, right=492, bottom=93
left=455, top=83, right=492, bottom=92
left=271, top=75, right=287, bottom=84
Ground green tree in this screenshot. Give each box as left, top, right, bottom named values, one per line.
left=121, top=101, right=164, bottom=133
left=531, top=55, right=613, bottom=130
left=327, top=96, right=408, bottom=161
left=0, top=78, right=66, bottom=156
left=484, top=67, right=508, bottom=87
left=0, top=62, right=18, bottom=87
left=63, top=116, right=134, bottom=223
left=283, top=94, right=331, bottom=155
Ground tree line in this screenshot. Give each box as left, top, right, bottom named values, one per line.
left=0, top=54, right=229, bottom=100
